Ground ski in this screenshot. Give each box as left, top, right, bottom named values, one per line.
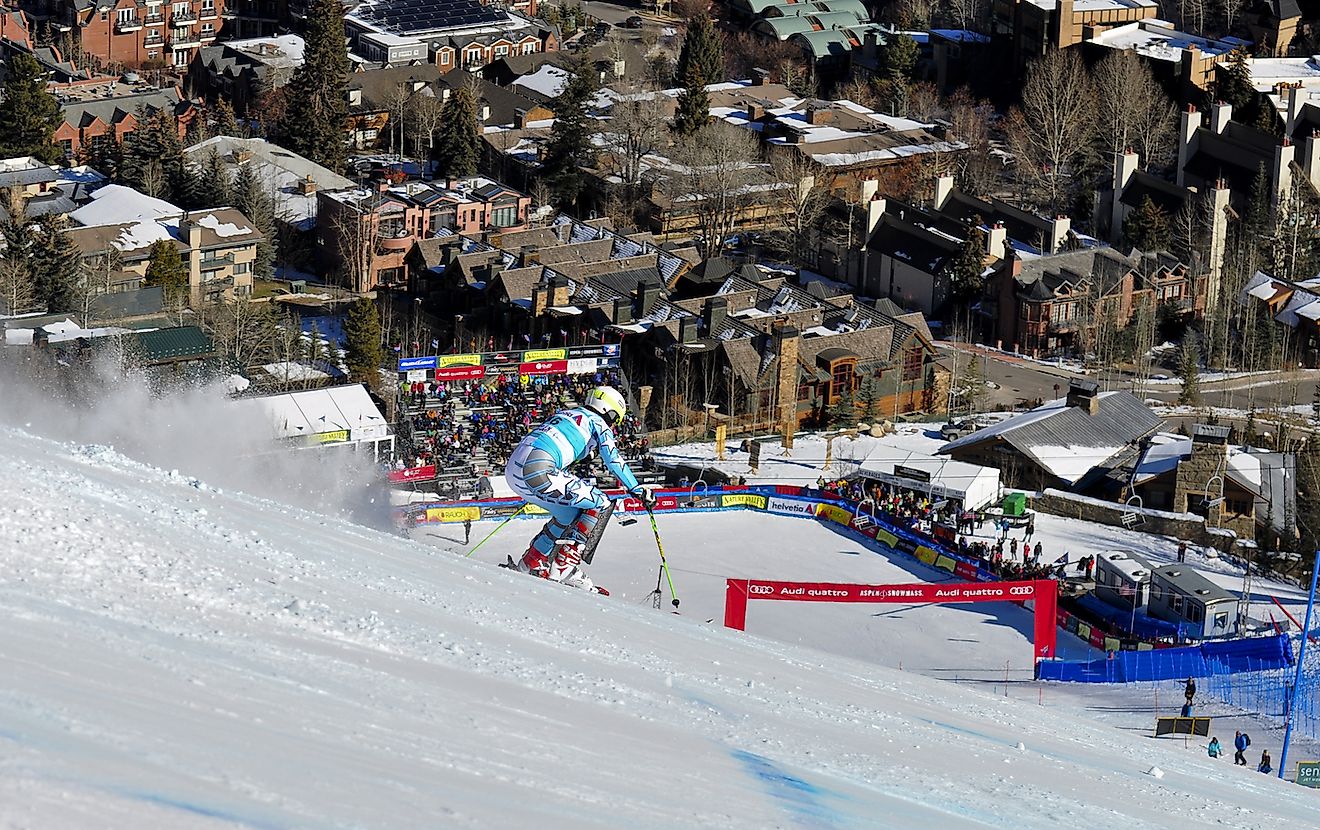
left=499, top=555, right=610, bottom=595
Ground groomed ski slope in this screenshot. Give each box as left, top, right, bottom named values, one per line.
left=2, top=426, right=1317, bottom=829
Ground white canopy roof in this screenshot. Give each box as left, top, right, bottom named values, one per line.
left=852, top=441, right=1001, bottom=511
left=236, top=384, right=389, bottom=444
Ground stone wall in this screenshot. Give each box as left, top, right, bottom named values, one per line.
left=1033, top=488, right=1240, bottom=553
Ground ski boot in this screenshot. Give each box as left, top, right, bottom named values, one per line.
left=551, top=540, right=608, bottom=595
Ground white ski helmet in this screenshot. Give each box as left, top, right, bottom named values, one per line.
left=584, top=386, right=627, bottom=424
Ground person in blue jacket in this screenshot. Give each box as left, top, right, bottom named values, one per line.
left=506, top=386, right=653, bottom=591
left=1233, top=730, right=1251, bottom=765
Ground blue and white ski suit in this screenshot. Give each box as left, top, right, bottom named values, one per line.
left=506, top=407, right=640, bottom=558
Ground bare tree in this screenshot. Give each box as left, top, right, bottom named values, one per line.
left=835, top=77, right=882, bottom=110
left=602, top=83, right=667, bottom=186
left=947, top=88, right=1000, bottom=197
left=1092, top=49, right=1176, bottom=170
left=940, top=0, right=983, bottom=29
left=667, top=124, right=770, bottom=260
left=1005, top=50, right=1096, bottom=213
left=0, top=258, right=35, bottom=315
left=206, top=298, right=278, bottom=371
left=767, top=150, right=831, bottom=265
left=409, top=91, right=446, bottom=168
left=328, top=193, right=381, bottom=293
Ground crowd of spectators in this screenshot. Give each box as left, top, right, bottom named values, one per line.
left=392, top=369, right=651, bottom=488
left=814, top=477, right=1060, bottom=581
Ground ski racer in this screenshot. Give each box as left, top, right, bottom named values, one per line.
left=505, top=386, right=654, bottom=591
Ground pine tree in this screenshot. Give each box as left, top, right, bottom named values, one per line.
left=194, top=149, right=232, bottom=208
left=882, top=33, right=919, bottom=82
left=343, top=296, right=384, bottom=385
left=120, top=108, right=189, bottom=203
left=942, top=224, right=986, bottom=307
left=232, top=161, right=276, bottom=278
left=307, top=321, right=326, bottom=365
left=1122, top=196, right=1171, bottom=251
left=145, top=239, right=188, bottom=303
left=1296, top=436, right=1320, bottom=556
left=1215, top=50, right=1258, bottom=117
left=828, top=388, right=856, bottom=427
left=672, top=67, right=710, bottom=138
left=541, top=59, right=595, bottom=206
left=433, top=85, right=479, bottom=178
left=0, top=52, right=64, bottom=163
left=28, top=215, right=82, bottom=314
left=214, top=99, right=240, bottom=138
left=277, top=0, right=350, bottom=171
left=1178, top=332, right=1201, bottom=405
left=675, top=13, right=723, bottom=87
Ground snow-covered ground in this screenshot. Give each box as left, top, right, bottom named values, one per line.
left=5, top=427, right=1320, bottom=825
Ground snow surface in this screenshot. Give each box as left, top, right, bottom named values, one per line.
left=3, top=377, right=1320, bottom=826
left=196, top=212, right=253, bottom=238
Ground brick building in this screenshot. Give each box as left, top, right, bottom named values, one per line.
left=31, top=0, right=228, bottom=71
left=52, top=82, right=194, bottom=160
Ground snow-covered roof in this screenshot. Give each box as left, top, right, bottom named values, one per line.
left=234, top=384, right=390, bottom=444
left=1088, top=19, right=1244, bottom=63
left=1097, top=550, right=1153, bottom=582
left=511, top=64, right=569, bottom=99
left=1133, top=433, right=1191, bottom=484
left=69, top=184, right=182, bottom=228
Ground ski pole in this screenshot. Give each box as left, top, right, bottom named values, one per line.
left=466, top=504, right=526, bottom=557
left=646, top=506, right=680, bottom=608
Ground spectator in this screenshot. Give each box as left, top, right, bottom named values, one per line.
left=463, top=518, right=472, bottom=544
left=1184, top=677, right=1196, bottom=706
left=1178, top=541, right=1187, bottom=563
left=1207, top=737, right=1222, bottom=758
left=1234, top=731, right=1250, bottom=765
left=1258, top=750, right=1272, bottom=774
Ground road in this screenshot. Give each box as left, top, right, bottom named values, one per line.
left=940, top=343, right=1317, bottom=426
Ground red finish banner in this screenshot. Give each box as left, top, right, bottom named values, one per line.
left=740, top=579, right=1045, bottom=603
left=954, top=561, right=980, bottom=581
left=725, top=578, right=1058, bottom=661
left=435, top=365, right=486, bottom=381
left=388, top=464, right=437, bottom=483
left=519, top=359, right=568, bottom=376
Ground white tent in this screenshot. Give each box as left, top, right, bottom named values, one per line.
left=852, top=444, right=1001, bottom=511
left=235, top=384, right=392, bottom=456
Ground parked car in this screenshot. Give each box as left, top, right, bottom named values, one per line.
left=940, top=420, right=975, bottom=439
left=623, top=15, right=645, bottom=27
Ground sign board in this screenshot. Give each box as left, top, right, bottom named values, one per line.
left=1153, top=717, right=1211, bottom=738
left=388, top=464, right=437, bottom=483
left=314, top=430, right=349, bottom=444
left=398, top=356, right=437, bottom=372
left=523, top=348, right=566, bottom=362
left=405, top=369, right=427, bottom=382
left=520, top=359, right=568, bottom=376
left=1296, top=761, right=1320, bottom=788
left=567, top=358, right=597, bottom=375
left=721, top=493, right=766, bottom=510
left=439, top=353, right=482, bottom=368
left=894, top=464, right=932, bottom=484
left=435, top=365, right=486, bottom=382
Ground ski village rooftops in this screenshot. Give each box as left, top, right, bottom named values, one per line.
left=940, top=382, right=1164, bottom=490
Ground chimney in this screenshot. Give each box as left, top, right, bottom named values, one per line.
left=933, top=174, right=953, bottom=211
left=637, top=280, right=660, bottom=315
left=298, top=174, right=317, bottom=195
left=513, top=108, right=526, bottom=129
left=1306, top=130, right=1320, bottom=192
left=986, top=222, right=1007, bottom=258
left=772, top=321, right=800, bottom=430
left=1177, top=105, right=1199, bottom=187
left=233, top=148, right=253, bottom=164
left=1050, top=214, right=1071, bottom=254
left=862, top=30, right=879, bottom=60
left=703, top=295, right=728, bottom=333
left=611, top=296, right=630, bottom=323
left=866, top=195, right=886, bottom=236
left=752, top=67, right=770, bottom=86
left=747, top=102, right=765, bottom=121
left=1111, top=149, right=1138, bottom=241
left=1211, top=100, right=1232, bottom=134
left=532, top=284, right=550, bottom=317
left=1273, top=138, right=1295, bottom=209
left=1065, top=379, right=1101, bottom=416
left=806, top=106, right=830, bottom=125
left=679, top=315, right=698, bottom=343
left=550, top=274, right=570, bottom=307
left=1204, top=179, right=1230, bottom=312
left=1286, top=84, right=1305, bottom=133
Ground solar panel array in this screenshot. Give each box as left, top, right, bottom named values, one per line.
left=355, top=0, right=503, bottom=34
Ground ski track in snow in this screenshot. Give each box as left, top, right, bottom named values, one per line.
left=1, top=425, right=1318, bottom=828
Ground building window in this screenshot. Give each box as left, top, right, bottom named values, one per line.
left=1213, top=612, right=1229, bottom=629
left=830, top=361, right=852, bottom=401
left=201, top=23, right=213, bottom=36
left=117, top=8, right=135, bottom=23
left=173, top=49, right=189, bottom=66
left=494, top=45, right=508, bottom=56
left=201, top=0, right=214, bottom=10
left=1171, top=594, right=1183, bottom=614
left=491, top=205, right=517, bottom=227
left=172, top=1, right=188, bottom=13
left=1152, top=583, right=1163, bottom=600
left=901, top=346, right=922, bottom=382
left=522, top=42, right=535, bottom=54
left=234, top=261, right=251, bottom=274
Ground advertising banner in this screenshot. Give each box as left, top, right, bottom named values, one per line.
left=425, top=505, right=480, bottom=523
left=738, top=579, right=1047, bottom=604
left=435, top=365, right=487, bottom=381
left=439, top=353, right=483, bottom=367
left=954, top=561, right=979, bottom=580
left=406, top=369, right=428, bottom=382
left=388, top=465, right=436, bottom=483
left=934, top=553, right=957, bottom=572
left=523, top=348, right=566, bottom=362
left=479, top=502, right=524, bottom=519
left=874, top=528, right=898, bottom=548
left=815, top=503, right=852, bottom=526
left=520, top=359, right=568, bottom=376
left=915, top=546, right=938, bottom=565
left=314, top=430, right=349, bottom=444
left=566, top=358, right=597, bottom=375
left=1295, top=761, right=1320, bottom=788
left=398, top=356, right=437, bottom=372
left=721, top=493, right=766, bottom=510
left=766, top=497, right=819, bottom=518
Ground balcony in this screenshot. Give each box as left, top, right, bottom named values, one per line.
left=170, top=34, right=201, bottom=48
left=143, top=13, right=165, bottom=24
left=172, top=10, right=197, bottom=23
left=115, top=16, right=142, bottom=31
left=220, top=6, right=235, bottom=15
left=376, top=233, right=413, bottom=253
left=199, top=5, right=217, bottom=17
left=144, top=33, right=165, bottom=46
left=199, top=253, right=235, bottom=271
